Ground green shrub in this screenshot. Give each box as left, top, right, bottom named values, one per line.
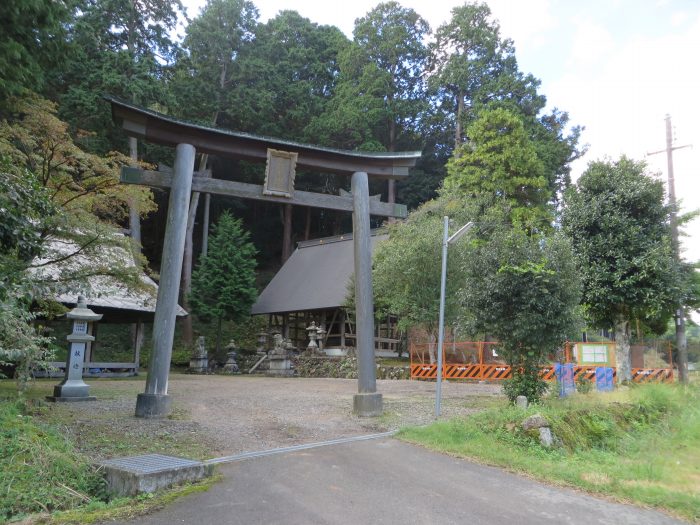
left=576, top=376, right=593, bottom=394
left=502, top=367, right=548, bottom=403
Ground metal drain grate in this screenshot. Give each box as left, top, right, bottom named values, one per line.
left=100, top=454, right=202, bottom=474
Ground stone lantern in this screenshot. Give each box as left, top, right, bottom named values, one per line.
left=47, top=296, right=102, bottom=402
left=316, top=324, right=327, bottom=354
left=223, top=340, right=239, bottom=374
left=306, top=321, right=319, bottom=354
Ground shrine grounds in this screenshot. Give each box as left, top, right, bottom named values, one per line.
left=2, top=376, right=699, bottom=523
left=1, top=374, right=501, bottom=461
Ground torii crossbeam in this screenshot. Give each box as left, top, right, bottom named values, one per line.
left=107, top=97, right=421, bottom=418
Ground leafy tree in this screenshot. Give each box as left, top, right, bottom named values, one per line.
left=458, top=223, right=581, bottom=402
left=171, top=0, right=259, bottom=126
left=0, top=166, right=56, bottom=290
left=308, top=1, right=428, bottom=155
left=0, top=0, right=68, bottom=103
left=0, top=95, right=152, bottom=295
left=57, top=0, right=184, bottom=153
left=189, top=212, right=258, bottom=353
left=429, top=2, right=519, bottom=147
left=0, top=95, right=154, bottom=224
left=561, top=157, right=681, bottom=382
left=373, top=193, right=475, bottom=347
left=225, top=10, right=346, bottom=140
left=445, top=107, right=550, bottom=231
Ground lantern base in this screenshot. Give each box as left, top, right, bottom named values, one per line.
left=46, top=395, right=96, bottom=402
left=48, top=381, right=93, bottom=400
left=135, top=393, right=172, bottom=418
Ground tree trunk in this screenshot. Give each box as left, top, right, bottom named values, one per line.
left=387, top=119, right=396, bottom=210
left=676, top=308, right=688, bottom=384
left=216, top=315, right=223, bottom=356
left=202, top=193, right=211, bottom=256
left=128, top=137, right=141, bottom=250
left=614, top=314, right=632, bottom=383
left=180, top=155, right=209, bottom=347
left=454, top=90, right=464, bottom=149
left=128, top=137, right=142, bottom=353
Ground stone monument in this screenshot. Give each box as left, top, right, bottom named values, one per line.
left=189, top=336, right=208, bottom=373
left=267, top=332, right=294, bottom=376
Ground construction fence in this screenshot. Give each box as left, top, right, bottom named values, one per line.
left=409, top=341, right=674, bottom=383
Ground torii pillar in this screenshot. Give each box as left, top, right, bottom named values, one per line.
left=135, top=143, right=196, bottom=418
left=351, top=172, right=382, bottom=416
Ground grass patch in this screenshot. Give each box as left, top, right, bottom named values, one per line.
left=42, top=474, right=222, bottom=525
left=399, top=383, right=700, bottom=522
left=0, top=400, right=106, bottom=522
left=0, top=377, right=220, bottom=523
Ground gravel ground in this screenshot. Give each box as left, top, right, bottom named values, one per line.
left=50, top=375, right=503, bottom=460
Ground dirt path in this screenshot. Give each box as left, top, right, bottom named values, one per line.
left=45, top=375, right=502, bottom=460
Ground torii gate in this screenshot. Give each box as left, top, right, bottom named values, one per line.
left=107, top=97, right=421, bottom=419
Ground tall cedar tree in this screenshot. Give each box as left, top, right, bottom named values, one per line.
left=189, top=212, right=258, bottom=354
left=561, top=157, right=681, bottom=382
left=445, top=107, right=550, bottom=231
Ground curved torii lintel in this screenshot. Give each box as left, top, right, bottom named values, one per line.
left=106, top=96, right=421, bottom=179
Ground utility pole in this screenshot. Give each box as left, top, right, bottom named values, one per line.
left=647, top=114, right=692, bottom=384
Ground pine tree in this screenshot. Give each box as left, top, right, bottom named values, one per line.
left=189, top=212, right=258, bottom=353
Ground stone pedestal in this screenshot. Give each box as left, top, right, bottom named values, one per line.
left=135, top=393, right=172, bottom=419
left=268, top=355, right=293, bottom=376
left=353, top=392, right=383, bottom=417
left=223, top=351, right=239, bottom=374
left=189, top=336, right=209, bottom=373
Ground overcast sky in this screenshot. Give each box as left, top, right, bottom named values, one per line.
left=179, top=0, right=700, bottom=262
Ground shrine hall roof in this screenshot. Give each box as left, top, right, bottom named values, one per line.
left=107, top=97, right=421, bottom=179
left=251, top=233, right=387, bottom=315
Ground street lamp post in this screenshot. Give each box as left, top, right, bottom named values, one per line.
left=435, top=218, right=474, bottom=418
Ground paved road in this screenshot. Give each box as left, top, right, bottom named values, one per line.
left=109, top=438, right=684, bottom=525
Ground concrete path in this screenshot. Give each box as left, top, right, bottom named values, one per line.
left=107, top=438, right=684, bottom=525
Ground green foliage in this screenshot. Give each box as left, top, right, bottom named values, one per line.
left=0, top=163, right=57, bottom=298
left=459, top=225, right=582, bottom=371
left=0, top=400, right=106, bottom=520
left=172, top=0, right=259, bottom=126
left=561, top=156, right=679, bottom=332
left=308, top=1, right=428, bottom=151
left=0, top=296, right=54, bottom=395
left=575, top=375, right=593, bottom=394
left=56, top=0, right=183, bottom=154
left=226, top=9, right=347, bottom=141
left=190, top=212, right=258, bottom=350
left=502, top=367, right=549, bottom=404
left=372, top=193, right=475, bottom=335
left=445, top=107, right=551, bottom=230
left=0, top=0, right=68, bottom=102
left=0, top=95, right=155, bottom=223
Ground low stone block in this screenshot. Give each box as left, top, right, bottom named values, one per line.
left=353, top=392, right=383, bottom=417
left=515, top=395, right=528, bottom=409
left=99, top=454, right=213, bottom=497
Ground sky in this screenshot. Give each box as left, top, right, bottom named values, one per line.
left=179, top=0, right=700, bottom=262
